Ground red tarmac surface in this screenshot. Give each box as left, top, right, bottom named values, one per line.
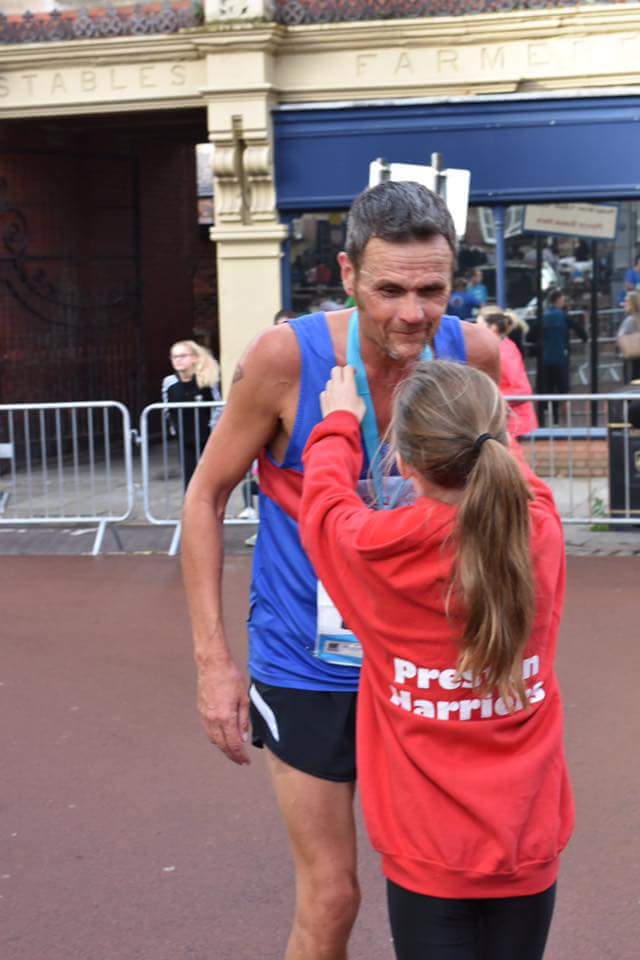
left=2, top=554, right=639, bottom=960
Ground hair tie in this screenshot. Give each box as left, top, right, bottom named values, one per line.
left=472, top=433, right=494, bottom=454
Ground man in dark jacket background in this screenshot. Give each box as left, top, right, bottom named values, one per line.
left=529, top=288, right=587, bottom=424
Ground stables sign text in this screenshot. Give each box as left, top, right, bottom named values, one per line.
left=0, top=61, right=202, bottom=108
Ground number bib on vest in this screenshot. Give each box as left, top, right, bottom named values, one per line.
left=314, top=477, right=415, bottom=668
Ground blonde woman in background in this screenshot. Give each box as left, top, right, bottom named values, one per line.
left=617, top=291, right=640, bottom=381
left=162, top=340, right=222, bottom=490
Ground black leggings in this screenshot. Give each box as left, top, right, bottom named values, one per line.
left=387, top=880, right=556, bottom=960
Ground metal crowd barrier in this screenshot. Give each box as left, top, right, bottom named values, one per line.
left=0, top=401, right=134, bottom=555
left=139, top=401, right=258, bottom=556
left=1, top=394, right=638, bottom=556
left=507, top=392, right=640, bottom=527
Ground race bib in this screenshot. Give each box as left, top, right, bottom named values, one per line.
left=315, top=580, right=363, bottom=667
left=313, top=477, right=416, bottom=668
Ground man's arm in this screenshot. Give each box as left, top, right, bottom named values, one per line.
left=181, top=324, right=299, bottom=765
left=461, top=321, right=501, bottom=384
left=569, top=311, right=588, bottom=342
left=526, top=316, right=540, bottom=343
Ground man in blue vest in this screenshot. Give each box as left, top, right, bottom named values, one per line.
left=182, top=181, right=499, bottom=959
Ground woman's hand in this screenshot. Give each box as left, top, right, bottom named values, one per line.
left=320, top=366, right=366, bottom=423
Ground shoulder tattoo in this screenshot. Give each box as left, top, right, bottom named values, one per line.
left=232, top=363, right=245, bottom=385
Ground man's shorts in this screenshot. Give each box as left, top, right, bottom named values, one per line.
left=249, top=679, right=357, bottom=782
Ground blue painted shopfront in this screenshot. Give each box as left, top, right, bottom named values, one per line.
left=273, top=96, right=640, bottom=210
left=274, top=94, right=640, bottom=314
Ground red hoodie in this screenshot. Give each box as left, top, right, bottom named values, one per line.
left=300, top=412, right=574, bottom=899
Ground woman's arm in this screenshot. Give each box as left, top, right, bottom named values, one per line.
left=300, top=411, right=370, bottom=569
left=299, top=368, right=373, bottom=617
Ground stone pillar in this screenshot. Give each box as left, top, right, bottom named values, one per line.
left=212, top=220, right=288, bottom=393
left=204, top=42, right=287, bottom=394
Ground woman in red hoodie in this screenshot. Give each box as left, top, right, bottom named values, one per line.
left=299, top=361, right=573, bottom=960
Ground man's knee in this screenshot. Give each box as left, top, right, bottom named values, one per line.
left=298, top=867, right=361, bottom=933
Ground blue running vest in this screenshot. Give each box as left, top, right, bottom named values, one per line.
left=248, top=312, right=467, bottom=691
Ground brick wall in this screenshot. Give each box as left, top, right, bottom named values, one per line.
left=521, top=439, right=609, bottom=478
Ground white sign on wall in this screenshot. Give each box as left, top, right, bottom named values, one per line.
left=368, top=160, right=470, bottom=238
left=523, top=203, right=618, bottom=241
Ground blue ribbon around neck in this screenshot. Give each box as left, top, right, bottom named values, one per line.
left=345, top=310, right=433, bottom=510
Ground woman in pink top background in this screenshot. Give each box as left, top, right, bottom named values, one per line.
left=479, top=309, right=538, bottom=438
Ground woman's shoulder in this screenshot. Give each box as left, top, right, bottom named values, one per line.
left=619, top=314, right=639, bottom=335
left=352, top=499, right=456, bottom=559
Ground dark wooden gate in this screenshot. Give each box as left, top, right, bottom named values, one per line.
left=0, top=150, right=143, bottom=413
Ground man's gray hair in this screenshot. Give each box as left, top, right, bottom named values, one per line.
left=345, top=180, right=457, bottom=268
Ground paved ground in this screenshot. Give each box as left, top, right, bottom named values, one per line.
left=0, top=523, right=258, bottom=557
left=1, top=521, right=639, bottom=557
left=1, top=553, right=639, bottom=960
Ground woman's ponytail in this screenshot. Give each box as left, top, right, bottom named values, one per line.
left=393, top=360, right=535, bottom=709
left=455, top=438, right=533, bottom=707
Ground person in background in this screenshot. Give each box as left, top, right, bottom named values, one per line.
left=480, top=309, right=538, bottom=438
left=299, top=361, right=573, bottom=960
left=505, top=307, right=529, bottom=356
left=528, top=289, right=587, bottom=425
left=447, top=276, right=479, bottom=321
left=623, top=253, right=640, bottom=293
left=162, top=340, right=221, bottom=490
left=467, top=267, right=489, bottom=307
left=274, top=309, right=298, bottom=325
left=616, top=290, right=640, bottom=381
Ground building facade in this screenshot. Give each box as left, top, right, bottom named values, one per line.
left=2, top=0, right=640, bottom=401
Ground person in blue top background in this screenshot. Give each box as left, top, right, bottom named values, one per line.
left=528, top=288, right=587, bottom=425
left=447, top=275, right=479, bottom=321
left=467, top=266, right=489, bottom=307
left=623, top=253, right=640, bottom=293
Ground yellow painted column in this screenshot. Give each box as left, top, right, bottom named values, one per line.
left=203, top=37, right=287, bottom=394
left=211, top=223, right=288, bottom=394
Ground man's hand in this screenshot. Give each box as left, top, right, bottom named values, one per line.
left=196, top=658, right=250, bottom=765
left=320, top=366, right=366, bottom=422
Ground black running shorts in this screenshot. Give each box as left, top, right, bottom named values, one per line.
left=249, top=679, right=357, bottom=782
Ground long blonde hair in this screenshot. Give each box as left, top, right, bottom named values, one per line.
left=170, top=340, right=219, bottom=390
left=477, top=304, right=530, bottom=338
left=625, top=291, right=640, bottom=322
left=392, top=361, right=534, bottom=707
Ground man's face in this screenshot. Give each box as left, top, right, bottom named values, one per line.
left=339, top=235, right=453, bottom=363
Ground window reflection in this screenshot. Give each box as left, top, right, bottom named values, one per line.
left=290, top=213, right=349, bottom=314
left=288, top=201, right=640, bottom=393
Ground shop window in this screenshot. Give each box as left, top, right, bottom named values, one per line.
left=286, top=202, right=640, bottom=392
left=290, top=212, right=348, bottom=314
left=457, top=203, right=640, bottom=390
